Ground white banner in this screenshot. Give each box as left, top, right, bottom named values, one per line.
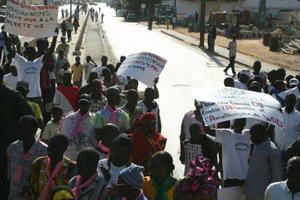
left=195, top=87, right=284, bottom=127
left=116, top=52, right=167, bottom=87
left=5, top=0, right=58, bottom=37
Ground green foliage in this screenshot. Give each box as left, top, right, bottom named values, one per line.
left=0, top=0, right=6, bottom=6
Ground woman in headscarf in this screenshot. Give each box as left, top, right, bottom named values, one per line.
left=131, top=112, right=167, bottom=175
left=173, top=155, right=219, bottom=200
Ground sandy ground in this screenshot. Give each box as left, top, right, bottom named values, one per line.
left=176, top=27, right=300, bottom=72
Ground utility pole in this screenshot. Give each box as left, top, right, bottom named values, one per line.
left=44, top=0, right=47, bottom=5
left=70, top=0, right=72, bottom=19
left=148, top=0, right=154, bottom=30
left=257, top=0, right=266, bottom=29
left=199, top=0, right=206, bottom=47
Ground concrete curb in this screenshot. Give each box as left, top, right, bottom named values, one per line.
left=73, top=11, right=90, bottom=56
left=160, top=30, right=252, bottom=69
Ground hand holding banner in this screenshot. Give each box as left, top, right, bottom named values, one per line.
left=5, top=0, right=59, bottom=38
left=116, top=52, right=167, bottom=87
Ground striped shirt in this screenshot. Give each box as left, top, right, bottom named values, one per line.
left=7, top=140, right=48, bottom=200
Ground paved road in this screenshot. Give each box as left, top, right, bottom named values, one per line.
left=96, top=3, right=237, bottom=177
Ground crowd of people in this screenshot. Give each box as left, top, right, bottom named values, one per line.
left=0, top=8, right=300, bottom=200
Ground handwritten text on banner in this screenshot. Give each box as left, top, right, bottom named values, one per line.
left=5, top=0, right=58, bottom=37
left=195, top=87, right=284, bottom=127
left=116, top=52, right=167, bottom=87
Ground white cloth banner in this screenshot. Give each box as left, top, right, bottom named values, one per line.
left=195, top=87, right=284, bottom=127
left=5, top=0, right=58, bottom=37
left=116, top=52, right=167, bottom=87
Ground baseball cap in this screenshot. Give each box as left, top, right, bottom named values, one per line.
left=289, top=78, right=299, bottom=87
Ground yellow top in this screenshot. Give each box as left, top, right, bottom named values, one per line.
left=142, top=176, right=174, bottom=200
left=71, top=64, right=84, bottom=82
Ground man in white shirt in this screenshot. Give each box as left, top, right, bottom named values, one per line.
left=84, top=56, right=97, bottom=81
left=58, top=97, right=95, bottom=160
left=224, top=36, right=237, bottom=76
left=3, top=60, right=19, bottom=89
left=205, top=118, right=251, bottom=187
left=275, top=94, right=300, bottom=151
left=265, top=156, right=300, bottom=200
left=95, top=55, right=108, bottom=77
left=234, top=70, right=250, bottom=90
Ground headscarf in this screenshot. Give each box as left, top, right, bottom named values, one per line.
left=119, top=165, right=144, bottom=189
left=175, top=156, right=219, bottom=197
left=134, top=112, right=156, bottom=131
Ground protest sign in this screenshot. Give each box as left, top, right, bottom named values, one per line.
left=194, top=87, right=284, bottom=127
left=5, top=0, right=58, bottom=37
left=116, top=52, right=167, bottom=87
left=217, top=187, right=245, bottom=200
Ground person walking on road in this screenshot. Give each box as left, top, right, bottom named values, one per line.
left=224, top=36, right=237, bottom=76
left=101, top=13, right=104, bottom=24
left=73, top=18, right=80, bottom=34
left=61, top=8, right=65, bottom=18
left=66, top=19, right=73, bottom=42
left=95, top=11, right=99, bottom=22
left=208, top=24, right=217, bottom=53
left=65, top=9, right=69, bottom=18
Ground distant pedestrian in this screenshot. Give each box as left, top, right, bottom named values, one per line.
left=71, top=56, right=84, bottom=87
left=224, top=36, right=237, bottom=76
left=66, top=19, right=73, bottom=42
left=84, top=56, right=97, bottom=81
left=208, top=24, right=216, bottom=52
left=101, top=13, right=104, bottom=24
left=60, top=20, right=67, bottom=37
left=61, top=8, right=65, bottom=18
left=95, top=11, right=99, bottom=22
left=65, top=9, right=69, bottom=18
left=73, top=18, right=80, bottom=34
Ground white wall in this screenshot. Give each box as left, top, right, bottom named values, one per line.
left=242, top=0, right=300, bottom=10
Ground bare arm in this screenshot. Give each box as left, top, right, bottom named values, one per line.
left=42, top=28, right=58, bottom=62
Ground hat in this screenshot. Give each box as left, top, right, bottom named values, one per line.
left=16, top=81, right=29, bottom=92
left=119, top=165, right=144, bottom=190
left=112, top=133, right=133, bottom=151
left=289, top=78, right=299, bottom=87
left=106, top=86, right=122, bottom=97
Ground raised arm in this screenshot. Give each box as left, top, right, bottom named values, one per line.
left=3, top=31, right=16, bottom=58
left=153, top=77, right=159, bottom=99
left=43, top=28, right=59, bottom=62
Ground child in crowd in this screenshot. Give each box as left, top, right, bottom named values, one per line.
left=41, top=106, right=63, bottom=144
left=173, top=155, right=219, bottom=200
left=95, top=123, right=120, bottom=160
left=113, top=165, right=148, bottom=200
left=24, top=135, right=76, bottom=199
left=69, top=148, right=107, bottom=200
left=143, top=151, right=177, bottom=200
left=7, top=116, right=48, bottom=199
left=98, top=133, right=133, bottom=186
left=181, top=123, right=218, bottom=175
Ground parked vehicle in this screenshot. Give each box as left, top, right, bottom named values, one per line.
left=125, top=11, right=138, bottom=22
left=155, top=5, right=173, bottom=24
left=116, top=9, right=126, bottom=17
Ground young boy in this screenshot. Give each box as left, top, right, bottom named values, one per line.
left=41, top=106, right=63, bottom=144
left=95, top=123, right=120, bottom=160
left=24, top=134, right=76, bottom=199
left=7, top=116, right=48, bottom=199
left=69, top=148, right=107, bottom=200
left=71, top=56, right=84, bottom=87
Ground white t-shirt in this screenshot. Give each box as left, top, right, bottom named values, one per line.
left=94, top=65, right=106, bottom=78
left=213, top=129, right=251, bottom=180
left=228, top=41, right=237, bottom=57
left=3, top=73, right=19, bottom=89
left=84, top=63, right=95, bottom=81
left=265, top=181, right=300, bottom=200
left=97, top=159, right=133, bottom=186
left=14, top=54, right=44, bottom=98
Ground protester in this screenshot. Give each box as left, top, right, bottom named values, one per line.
left=138, top=87, right=161, bottom=132
left=90, top=79, right=107, bottom=113
left=16, top=81, right=44, bottom=130
left=173, top=155, right=218, bottom=200
left=59, top=97, right=94, bottom=160
left=93, top=86, right=130, bottom=133
left=224, top=36, right=237, bottom=76
left=69, top=148, right=107, bottom=200
left=66, top=19, right=73, bottom=42
left=7, top=115, right=48, bottom=199
left=245, top=124, right=282, bottom=200
left=51, top=186, right=74, bottom=200
left=53, top=71, right=80, bottom=114
left=0, top=67, right=34, bottom=199
left=56, top=36, right=70, bottom=57
left=205, top=118, right=250, bottom=187
left=101, top=13, right=104, bottom=24
left=73, top=18, right=80, bottom=34
left=41, top=106, right=63, bottom=144
left=113, top=165, right=148, bottom=200
left=143, top=151, right=177, bottom=199
left=102, top=68, right=114, bottom=88
left=80, top=71, right=99, bottom=95
left=95, top=56, right=108, bottom=77
left=55, top=49, right=69, bottom=85
left=275, top=94, right=300, bottom=151
left=265, top=156, right=300, bottom=200
left=95, top=123, right=120, bottom=159
left=98, top=133, right=134, bottom=186
left=121, top=89, right=144, bottom=131
left=71, top=56, right=84, bottom=87
left=3, top=60, right=19, bottom=89
left=208, top=24, right=216, bottom=52
left=234, top=70, right=250, bottom=90
left=181, top=123, right=218, bottom=175
left=60, top=20, right=67, bottom=37
left=24, top=134, right=76, bottom=199
left=84, top=56, right=97, bottom=82
left=95, top=11, right=99, bottom=22
left=131, top=112, right=167, bottom=174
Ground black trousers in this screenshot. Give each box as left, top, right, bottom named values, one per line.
left=224, top=179, right=245, bottom=187
left=224, top=56, right=236, bottom=74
